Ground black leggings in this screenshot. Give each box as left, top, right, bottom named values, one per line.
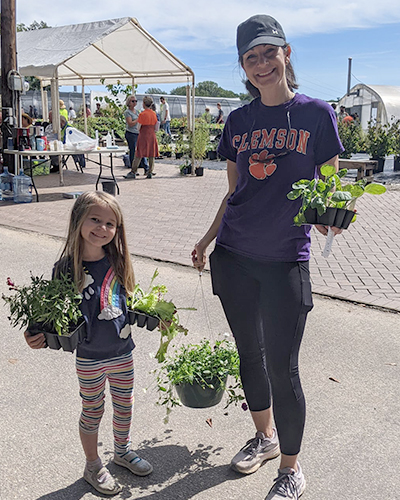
left=210, top=245, right=313, bottom=455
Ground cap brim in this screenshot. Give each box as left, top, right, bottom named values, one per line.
left=239, top=35, right=285, bottom=57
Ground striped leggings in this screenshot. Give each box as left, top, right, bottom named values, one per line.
left=76, top=351, right=134, bottom=455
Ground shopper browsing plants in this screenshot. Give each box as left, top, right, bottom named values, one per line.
left=21, top=191, right=153, bottom=496
left=192, top=14, right=344, bottom=500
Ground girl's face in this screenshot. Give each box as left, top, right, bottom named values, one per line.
left=241, top=44, right=290, bottom=92
left=80, top=204, right=117, bottom=258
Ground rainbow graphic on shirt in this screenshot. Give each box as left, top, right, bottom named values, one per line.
left=97, top=267, right=123, bottom=321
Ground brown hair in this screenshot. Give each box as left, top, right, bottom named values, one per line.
left=240, top=44, right=298, bottom=98
left=55, top=191, right=135, bottom=293
left=143, top=95, right=154, bottom=108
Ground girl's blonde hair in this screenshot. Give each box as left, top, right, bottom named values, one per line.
left=55, top=191, right=135, bottom=293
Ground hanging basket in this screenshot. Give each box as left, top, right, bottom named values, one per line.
left=175, top=375, right=227, bottom=408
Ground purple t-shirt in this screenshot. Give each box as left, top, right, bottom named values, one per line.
left=217, top=93, right=343, bottom=262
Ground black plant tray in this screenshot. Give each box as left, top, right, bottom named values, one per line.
left=128, top=310, right=160, bottom=331
left=304, top=208, right=356, bottom=229
left=29, top=320, right=86, bottom=353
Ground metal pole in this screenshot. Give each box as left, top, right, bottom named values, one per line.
left=1, top=0, right=17, bottom=172
left=82, top=80, right=88, bottom=135
left=347, top=57, right=352, bottom=96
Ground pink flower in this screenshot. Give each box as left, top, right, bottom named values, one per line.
left=241, top=402, right=248, bottom=411
left=6, top=277, right=15, bottom=288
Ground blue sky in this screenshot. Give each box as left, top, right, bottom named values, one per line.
left=17, top=0, right=400, bottom=101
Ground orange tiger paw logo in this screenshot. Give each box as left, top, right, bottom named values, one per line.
left=249, top=150, right=277, bottom=180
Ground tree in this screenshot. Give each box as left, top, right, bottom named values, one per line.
left=170, top=80, right=240, bottom=98
left=16, top=20, right=50, bottom=31
left=145, top=87, right=168, bottom=95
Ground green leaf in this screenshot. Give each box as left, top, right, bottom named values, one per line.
left=320, top=164, right=337, bottom=177
left=364, top=183, right=386, bottom=195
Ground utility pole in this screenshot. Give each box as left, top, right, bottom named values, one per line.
left=1, top=0, right=17, bottom=172
left=347, top=57, right=352, bottom=96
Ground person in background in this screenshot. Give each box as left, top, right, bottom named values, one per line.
left=22, top=112, right=33, bottom=128
left=159, top=96, right=171, bottom=136
left=216, top=102, right=224, bottom=124
left=86, top=104, right=91, bottom=118
left=94, top=103, right=103, bottom=117
left=124, top=95, right=149, bottom=174
left=69, top=106, right=77, bottom=122
left=24, top=191, right=153, bottom=496
left=124, top=95, right=158, bottom=180
left=331, top=103, right=338, bottom=120
left=203, top=107, right=212, bottom=123
left=192, top=13, right=343, bottom=500
left=338, top=105, right=349, bottom=122
left=59, top=100, right=69, bottom=121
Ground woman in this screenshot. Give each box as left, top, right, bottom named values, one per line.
left=192, top=14, right=343, bottom=500
left=124, top=95, right=149, bottom=174
left=124, top=96, right=158, bottom=180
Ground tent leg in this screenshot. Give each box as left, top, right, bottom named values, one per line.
left=82, top=80, right=88, bottom=136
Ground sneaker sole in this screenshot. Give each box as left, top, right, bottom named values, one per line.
left=299, top=478, right=306, bottom=497
left=113, top=455, right=153, bottom=476
left=231, top=446, right=281, bottom=475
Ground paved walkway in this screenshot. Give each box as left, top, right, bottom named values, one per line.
left=1, top=155, right=400, bottom=312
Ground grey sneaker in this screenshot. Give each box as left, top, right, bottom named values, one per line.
left=114, top=452, right=153, bottom=476
left=124, top=171, right=136, bottom=179
left=265, top=463, right=306, bottom=499
left=231, top=429, right=280, bottom=474
left=83, top=465, right=122, bottom=496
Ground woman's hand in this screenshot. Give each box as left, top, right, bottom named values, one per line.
left=24, top=330, right=46, bottom=349
left=191, top=241, right=208, bottom=272
left=315, top=224, right=343, bottom=236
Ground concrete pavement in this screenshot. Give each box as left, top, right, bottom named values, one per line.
left=1, top=155, right=400, bottom=311
left=1, top=226, right=399, bottom=500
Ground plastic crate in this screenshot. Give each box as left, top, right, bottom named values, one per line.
left=23, top=158, right=51, bottom=176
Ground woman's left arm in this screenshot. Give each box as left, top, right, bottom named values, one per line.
left=315, top=155, right=343, bottom=236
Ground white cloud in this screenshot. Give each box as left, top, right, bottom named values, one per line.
left=98, top=304, right=122, bottom=320
left=17, top=0, right=400, bottom=53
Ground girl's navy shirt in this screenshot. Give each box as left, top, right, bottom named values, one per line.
left=54, top=256, right=134, bottom=360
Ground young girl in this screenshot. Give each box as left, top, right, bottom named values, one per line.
left=24, top=191, right=152, bottom=496
left=192, top=14, right=343, bottom=500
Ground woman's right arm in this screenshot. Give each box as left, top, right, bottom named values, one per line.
left=192, top=159, right=238, bottom=271
left=125, top=112, right=138, bottom=128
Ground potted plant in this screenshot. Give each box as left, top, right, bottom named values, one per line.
left=174, top=131, right=188, bottom=159
left=127, top=269, right=193, bottom=362
left=179, top=159, right=192, bottom=176
left=287, top=164, right=386, bottom=228
left=155, top=338, right=244, bottom=423
left=190, top=123, right=209, bottom=173
left=389, top=119, right=400, bottom=171
left=2, top=274, right=85, bottom=353
left=337, top=120, right=364, bottom=159
left=365, top=121, right=391, bottom=172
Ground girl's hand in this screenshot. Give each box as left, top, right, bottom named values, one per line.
left=315, top=224, right=343, bottom=237
left=192, top=241, right=208, bottom=272
left=24, top=330, right=46, bottom=349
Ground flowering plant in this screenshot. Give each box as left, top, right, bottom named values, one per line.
left=2, top=274, right=82, bottom=336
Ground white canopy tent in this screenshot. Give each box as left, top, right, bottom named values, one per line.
left=16, top=17, right=195, bottom=135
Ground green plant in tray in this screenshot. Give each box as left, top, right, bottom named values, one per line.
left=2, top=274, right=82, bottom=336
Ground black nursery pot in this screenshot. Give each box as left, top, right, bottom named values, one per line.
left=341, top=210, right=356, bottom=229
left=175, top=376, right=227, bottom=409
left=29, top=320, right=86, bottom=353
left=146, top=315, right=159, bottom=331
left=207, top=150, right=217, bottom=160
left=333, top=208, right=347, bottom=228
left=128, top=310, right=137, bottom=325
left=317, top=207, right=337, bottom=226
left=394, top=156, right=400, bottom=172
left=175, top=152, right=184, bottom=159
left=195, top=167, right=204, bottom=176
left=136, top=312, right=147, bottom=328
left=304, top=208, right=318, bottom=224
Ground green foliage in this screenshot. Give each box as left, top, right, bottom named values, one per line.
left=365, top=121, right=392, bottom=158
left=17, top=20, right=50, bottom=31
left=337, top=120, right=364, bottom=159
left=2, top=275, right=82, bottom=336
left=170, top=117, right=187, bottom=130
left=73, top=116, right=125, bottom=140
left=127, top=269, right=194, bottom=363
left=388, top=119, right=400, bottom=156
left=145, top=88, right=167, bottom=95
left=190, top=123, right=209, bottom=166
left=170, top=80, right=239, bottom=98
left=155, top=338, right=244, bottom=422
left=287, top=164, right=387, bottom=225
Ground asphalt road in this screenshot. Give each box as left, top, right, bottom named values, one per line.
left=1, top=226, right=399, bottom=500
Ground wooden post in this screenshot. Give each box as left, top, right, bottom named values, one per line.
left=1, top=0, right=17, bottom=172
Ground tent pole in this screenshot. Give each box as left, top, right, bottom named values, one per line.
left=191, top=77, right=195, bottom=174
left=50, top=75, right=63, bottom=186
left=40, top=80, right=48, bottom=121
left=186, top=84, right=190, bottom=131
left=82, top=80, right=88, bottom=135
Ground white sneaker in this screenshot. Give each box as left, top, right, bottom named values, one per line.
left=114, top=451, right=153, bottom=476
left=265, top=462, right=306, bottom=499
left=231, top=429, right=280, bottom=474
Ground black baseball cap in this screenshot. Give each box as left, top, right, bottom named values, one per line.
left=236, top=15, right=286, bottom=57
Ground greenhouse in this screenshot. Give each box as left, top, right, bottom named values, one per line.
left=339, top=84, right=400, bottom=129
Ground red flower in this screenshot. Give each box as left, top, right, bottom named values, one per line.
left=6, top=277, right=15, bottom=288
